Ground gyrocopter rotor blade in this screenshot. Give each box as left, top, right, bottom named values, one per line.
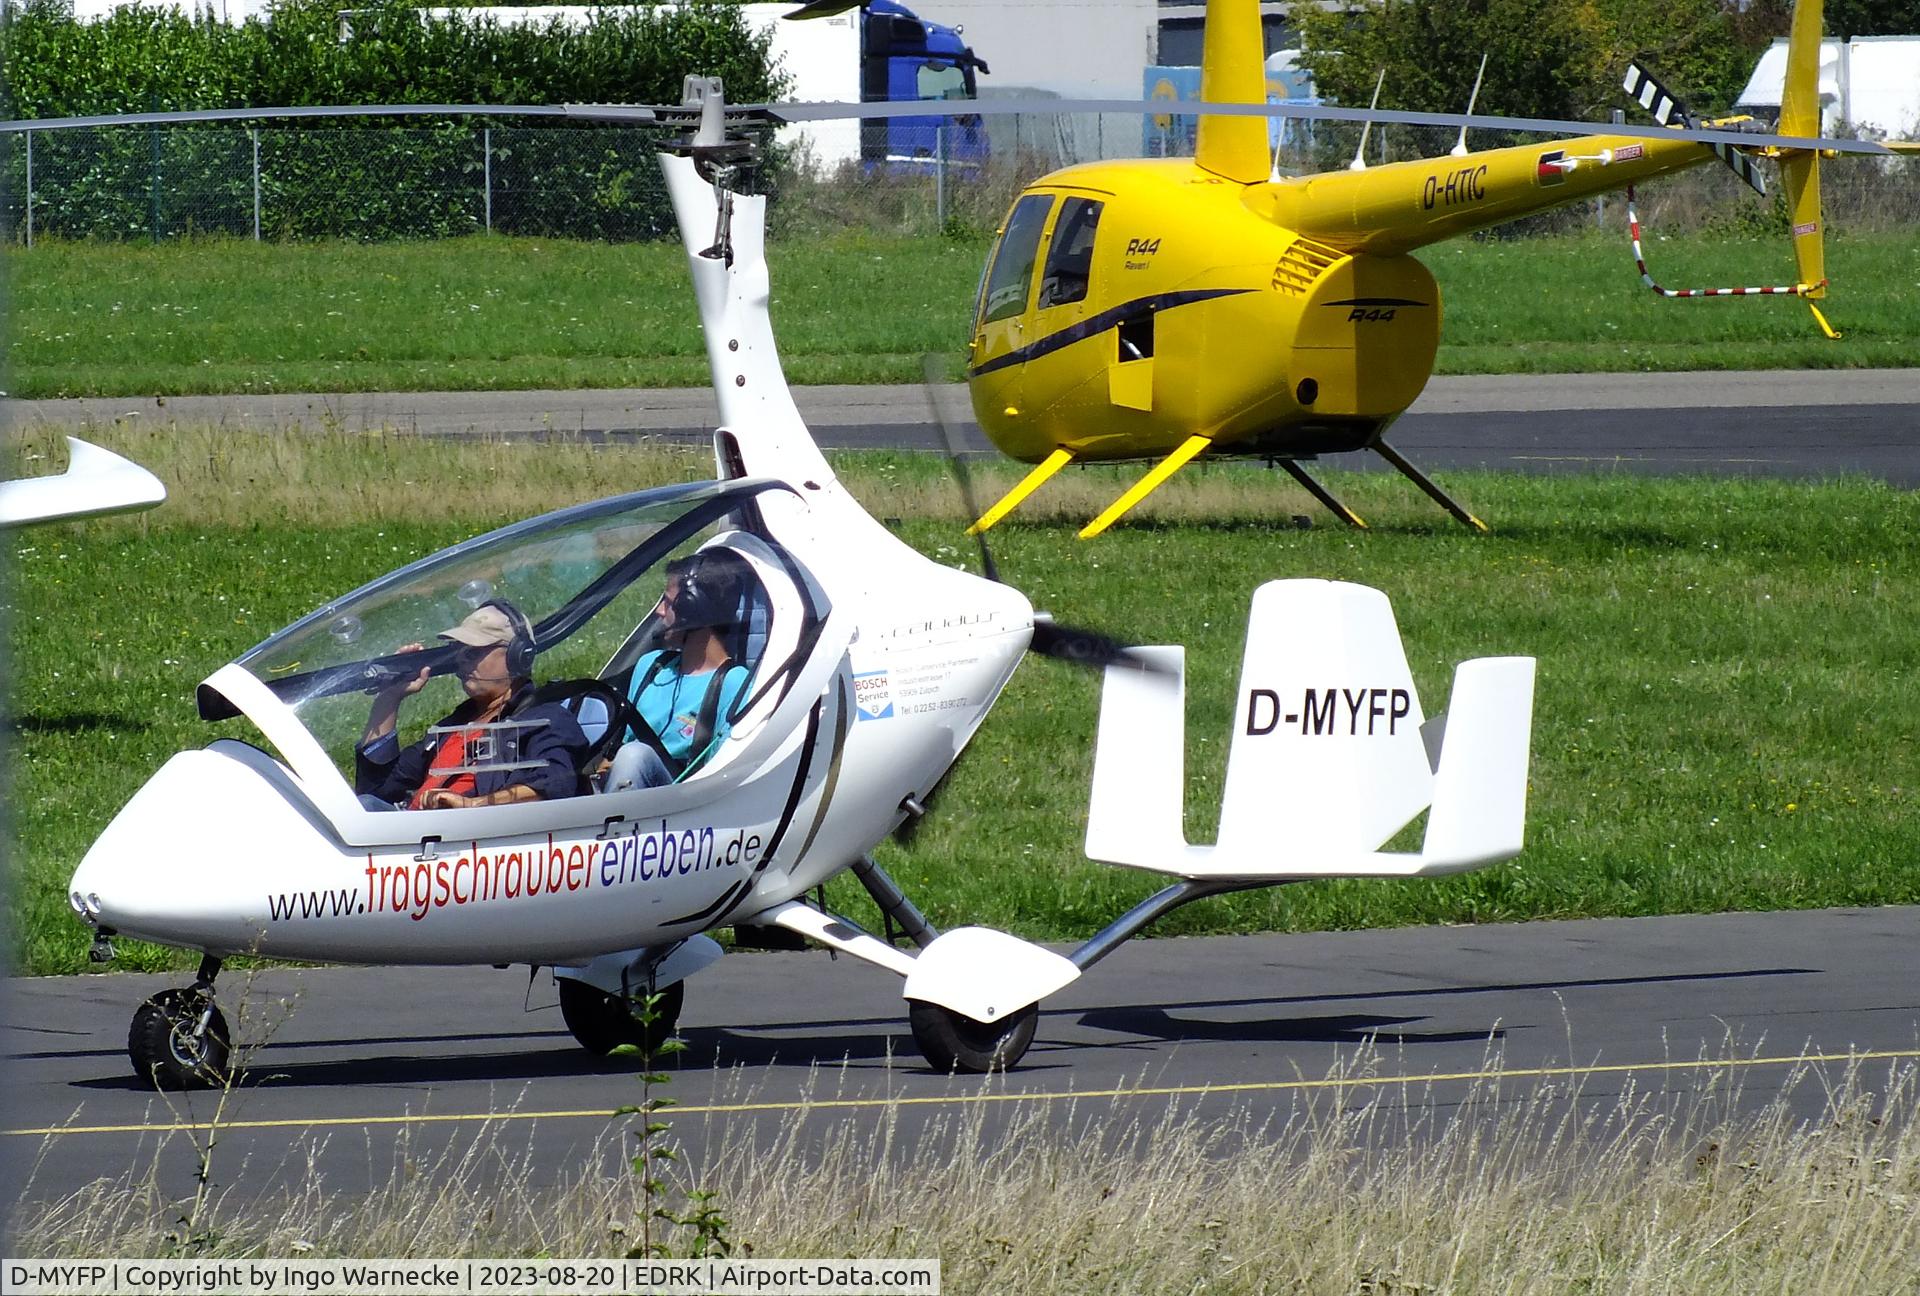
left=893, top=366, right=1169, bottom=847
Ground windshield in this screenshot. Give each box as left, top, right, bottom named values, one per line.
left=916, top=61, right=968, bottom=100
left=977, top=193, right=1054, bottom=326
left=213, top=479, right=819, bottom=794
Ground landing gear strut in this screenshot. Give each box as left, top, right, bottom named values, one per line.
left=128, top=954, right=230, bottom=1090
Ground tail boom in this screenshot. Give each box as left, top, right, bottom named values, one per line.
left=1254, top=132, right=1712, bottom=256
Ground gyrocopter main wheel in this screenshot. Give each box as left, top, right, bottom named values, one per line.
left=908, top=1000, right=1038, bottom=1074
left=128, top=988, right=232, bottom=1091
left=558, top=978, right=685, bottom=1058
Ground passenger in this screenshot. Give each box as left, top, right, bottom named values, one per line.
left=356, top=600, right=588, bottom=811
left=607, top=551, right=753, bottom=791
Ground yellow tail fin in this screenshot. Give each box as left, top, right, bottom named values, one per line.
left=1778, top=0, right=1824, bottom=139
left=1195, top=0, right=1269, bottom=184
left=1780, top=0, right=1827, bottom=298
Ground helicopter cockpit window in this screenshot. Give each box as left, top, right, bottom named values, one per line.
left=218, top=479, right=822, bottom=809
left=978, top=193, right=1055, bottom=325
left=1038, top=197, right=1101, bottom=309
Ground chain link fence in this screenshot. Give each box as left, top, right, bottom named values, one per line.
left=4, top=117, right=1917, bottom=243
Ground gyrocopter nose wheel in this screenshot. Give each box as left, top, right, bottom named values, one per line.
left=908, top=1000, right=1038, bottom=1074
left=128, top=988, right=232, bottom=1090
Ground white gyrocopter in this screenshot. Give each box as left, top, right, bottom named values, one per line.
left=68, top=83, right=1537, bottom=1088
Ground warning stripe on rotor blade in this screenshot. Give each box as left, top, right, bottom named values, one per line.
left=1712, top=141, right=1766, bottom=195
left=1623, top=64, right=1687, bottom=128
left=1623, top=63, right=1765, bottom=196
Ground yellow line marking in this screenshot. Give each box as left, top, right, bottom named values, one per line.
left=9, top=1047, right=1918, bottom=1140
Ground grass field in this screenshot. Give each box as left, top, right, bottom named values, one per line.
left=8, top=425, right=1916, bottom=978
left=7, top=224, right=1920, bottom=399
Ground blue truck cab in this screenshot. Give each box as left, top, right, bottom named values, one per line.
left=854, top=0, right=990, bottom=169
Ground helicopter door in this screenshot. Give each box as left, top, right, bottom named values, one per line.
left=969, top=192, right=1055, bottom=417
left=1027, top=194, right=1144, bottom=421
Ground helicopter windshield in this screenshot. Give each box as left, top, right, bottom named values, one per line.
left=211, top=479, right=822, bottom=799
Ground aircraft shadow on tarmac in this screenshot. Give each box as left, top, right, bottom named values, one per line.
left=48, top=965, right=1816, bottom=1093
left=1069, top=1008, right=1493, bottom=1048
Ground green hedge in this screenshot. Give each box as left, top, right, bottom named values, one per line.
left=1, top=0, right=787, bottom=240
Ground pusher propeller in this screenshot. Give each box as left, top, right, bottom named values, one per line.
left=919, top=357, right=1170, bottom=678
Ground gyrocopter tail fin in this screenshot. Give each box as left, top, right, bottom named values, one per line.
left=1084, top=580, right=1535, bottom=882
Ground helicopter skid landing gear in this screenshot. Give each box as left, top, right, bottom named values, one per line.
left=128, top=956, right=229, bottom=1090
left=559, top=978, right=685, bottom=1058
left=908, top=999, right=1038, bottom=1074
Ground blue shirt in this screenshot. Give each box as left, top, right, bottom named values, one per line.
left=627, top=649, right=750, bottom=770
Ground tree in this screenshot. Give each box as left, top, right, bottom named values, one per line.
left=1294, top=0, right=1750, bottom=126
left=1826, top=0, right=1920, bottom=35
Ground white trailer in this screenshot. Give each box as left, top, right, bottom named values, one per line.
left=1737, top=35, right=1920, bottom=141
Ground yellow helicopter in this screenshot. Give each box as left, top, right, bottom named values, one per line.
left=961, top=0, right=1876, bottom=537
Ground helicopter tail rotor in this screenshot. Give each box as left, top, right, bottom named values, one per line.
left=1617, top=50, right=1840, bottom=338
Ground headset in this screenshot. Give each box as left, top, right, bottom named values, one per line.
left=479, top=598, right=538, bottom=679
left=670, top=553, right=745, bottom=634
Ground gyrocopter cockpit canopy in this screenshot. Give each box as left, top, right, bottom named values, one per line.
left=199, top=478, right=829, bottom=798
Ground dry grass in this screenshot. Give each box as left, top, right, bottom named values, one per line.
left=4, top=422, right=721, bottom=529
left=10, top=1043, right=1919, bottom=1292
left=3, top=420, right=1429, bottom=532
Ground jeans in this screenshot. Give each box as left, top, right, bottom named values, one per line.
left=606, top=742, right=674, bottom=792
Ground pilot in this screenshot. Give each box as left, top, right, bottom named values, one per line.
left=652, top=556, right=693, bottom=649
left=356, top=600, right=588, bottom=811
left=606, top=551, right=754, bottom=791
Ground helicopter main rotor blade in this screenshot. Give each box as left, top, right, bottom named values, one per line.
left=749, top=96, right=1893, bottom=157
left=780, top=0, right=862, bottom=18
left=0, top=103, right=579, bottom=133
left=1, top=98, right=1888, bottom=158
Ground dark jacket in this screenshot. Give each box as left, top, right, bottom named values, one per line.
left=355, top=681, right=589, bottom=807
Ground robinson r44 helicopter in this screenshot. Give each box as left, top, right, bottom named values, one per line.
left=70, top=85, right=1537, bottom=1088
left=947, top=0, right=1888, bottom=537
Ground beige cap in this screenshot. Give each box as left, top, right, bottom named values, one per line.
left=439, top=604, right=517, bottom=648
